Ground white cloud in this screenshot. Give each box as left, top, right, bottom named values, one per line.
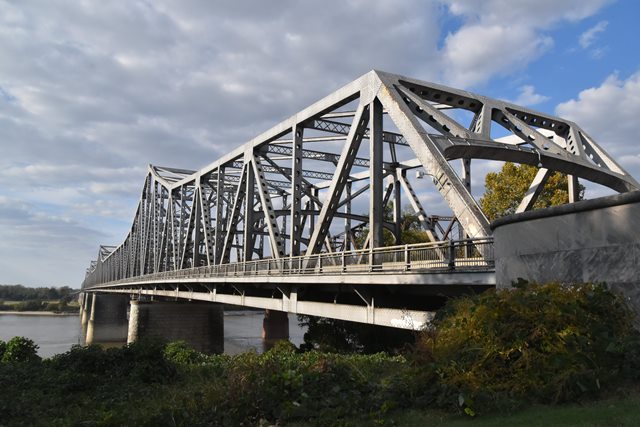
left=511, top=85, right=551, bottom=106
left=556, top=71, right=640, bottom=181
left=439, top=0, right=611, bottom=87
left=579, top=20, right=608, bottom=48
left=441, top=25, right=553, bottom=87
left=444, top=0, right=611, bottom=25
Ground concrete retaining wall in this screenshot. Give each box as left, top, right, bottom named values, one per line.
left=492, top=190, right=640, bottom=316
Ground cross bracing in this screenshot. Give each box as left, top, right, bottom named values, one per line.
left=83, top=70, right=639, bottom=288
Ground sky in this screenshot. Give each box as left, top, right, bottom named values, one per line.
left=1, top=0, right=639, bottom=287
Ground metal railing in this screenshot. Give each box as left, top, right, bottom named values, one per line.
left=87, top=238, right=493, bottom=288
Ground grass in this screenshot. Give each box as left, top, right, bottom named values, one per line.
left=383, top=388, right=640, bottom=427
left=289, top=388, right=640, bottom=426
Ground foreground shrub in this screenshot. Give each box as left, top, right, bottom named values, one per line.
left=416, top=282, right=640, bottom=412
left=177, top=343, right=412, bottom=425
left=49, top=337, right=176, bottom=383
left=0, top=337, right=412, bottom=426
left=1, top=336, right=40, bottom=363
left=163, top=340, right=210, bottom=365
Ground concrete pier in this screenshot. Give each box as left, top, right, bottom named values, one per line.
left=80, top=293, right=92, bottom=336
left=262, top=310, right=289, bottom=341
left=127, top=301, right=224, bottom=354
left=85, top=293, right=129, bottom=344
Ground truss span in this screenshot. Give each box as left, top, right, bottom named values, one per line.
left=83, top=70, right=638, bottom=294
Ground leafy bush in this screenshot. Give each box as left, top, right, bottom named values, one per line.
left=1, top=336, right=40, bottom=363
left=195, top=344, right=410, bottom=425
left=415, top=282, right=640, bottom=413
left=50, top=337, right=176, bottom=383
left=163, top=340, right=210, bottom=365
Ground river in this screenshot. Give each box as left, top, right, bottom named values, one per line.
left=0, top=310, right=307, bottom=358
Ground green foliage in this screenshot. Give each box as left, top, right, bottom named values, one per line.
left=204, top=348, right=409, bottom=425
left=163, top=340, right=210, bottom=365
left=480, top=162, right=585, bottom=221
left=415, top=282, right=640, bottom=413
left=0, top=337, right=411, bottom=426
left=1, top=336, right=40, bottom=363
left=0, top=340, right=5, bottom=359
left=50, top=337, right=177, bottom=384
left=0, top=284, right=75, bottom=301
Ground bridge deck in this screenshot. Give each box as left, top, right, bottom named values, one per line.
left=84, top=239, right=495, bottom=330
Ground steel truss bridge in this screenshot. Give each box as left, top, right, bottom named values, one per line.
left=82, top=70, right=639, bottom=330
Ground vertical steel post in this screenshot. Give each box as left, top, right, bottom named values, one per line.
left=214, top=166, right=225, bottom=264
left=369, top=98, right=384, bottom=270
left=462, top=158, right=471, bottom=256
left=243, top=156, right=255, bottom=262
left=290, top=124, right=304, bottom=257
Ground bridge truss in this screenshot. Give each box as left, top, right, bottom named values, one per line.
left=82, top=71, right=638, bottom=327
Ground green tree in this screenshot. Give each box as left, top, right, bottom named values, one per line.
left=1, top=337, right=40, bottom=363
left=480, top=162, right=584, bottom=222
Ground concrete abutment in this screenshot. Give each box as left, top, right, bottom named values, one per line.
left=492, top=190, right=640, bottom=322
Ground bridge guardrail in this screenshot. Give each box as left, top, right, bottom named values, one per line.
left=85, top=238, right=493, bottom=288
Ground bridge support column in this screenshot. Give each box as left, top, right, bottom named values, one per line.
left=85, top=293, right=129, bottom=345
left=262, top=310, right=289, bottom=341
left=80, top=293, right=92, bottom=336
left=127, top=301, right=224, bottom=354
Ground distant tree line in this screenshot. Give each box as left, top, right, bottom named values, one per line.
left=0, top=285, right=76, bottom=302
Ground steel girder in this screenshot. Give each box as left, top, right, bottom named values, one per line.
left=82, top=70, right=638, bottom=288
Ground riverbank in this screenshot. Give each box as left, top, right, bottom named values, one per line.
left=0, top=311, right=78, bottom=316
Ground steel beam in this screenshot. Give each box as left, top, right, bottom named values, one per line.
left=516, top=168, right=551, bottom=213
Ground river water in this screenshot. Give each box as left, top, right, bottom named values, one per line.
left=0, top=311, right=307, bottom=358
